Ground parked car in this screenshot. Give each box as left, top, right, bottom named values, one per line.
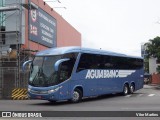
left=144, top=73, right=151, bottom=84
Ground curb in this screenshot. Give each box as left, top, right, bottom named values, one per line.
left=155, top=86, right=160, bottom=90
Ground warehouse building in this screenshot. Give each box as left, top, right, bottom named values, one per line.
left=0, top=0, right=81, bottom=99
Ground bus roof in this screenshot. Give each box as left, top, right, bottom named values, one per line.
left=36, top=46, right=143, bottom=59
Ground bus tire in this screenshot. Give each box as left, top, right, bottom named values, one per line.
left=129, top=83, right=135, bottom=94
left=71, top=89, right=82, bottom=103
left=122, top=84, right=129, bottom=96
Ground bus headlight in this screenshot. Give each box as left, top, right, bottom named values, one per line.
left=48, top=89, right=55, bottom=94
left=48, top=87, right=60, bottom=94
left=28, top=88, right=31, bottom=92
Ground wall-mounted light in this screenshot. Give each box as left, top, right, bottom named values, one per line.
left=54, top=7, right=66, bottom=9
left=44, top=0, right=61, bottom=3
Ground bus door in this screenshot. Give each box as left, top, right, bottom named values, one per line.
left=75, top=53, right=98, bottom=96
left=85, top=72, right=98, bottom=96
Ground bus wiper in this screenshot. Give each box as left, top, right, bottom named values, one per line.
left=32, top=71, right=39, bottom=85
left=31, top=67, right=42, bottom=85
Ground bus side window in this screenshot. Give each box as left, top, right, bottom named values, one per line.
left=59, top=59, right=75, bottom=82
left=77, top=53, right=102, bottom=72
left=104, top=55, right=113, bottom=69
left=76, top=53, right=92, bottom=72
left=77, top=62, right=87, bottom=72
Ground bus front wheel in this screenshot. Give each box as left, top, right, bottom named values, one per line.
left=71, top=89, right=82, bottom=103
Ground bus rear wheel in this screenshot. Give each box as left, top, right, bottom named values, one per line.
left=122, top=84, right=129, bottom=96
left=71, top=89, right=82, bottom=103
left=129, top=84, right=135, bottom=94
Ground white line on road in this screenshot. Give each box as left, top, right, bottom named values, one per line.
left=125, top=95, right=132, bottom=97
left=137, top=94, right=143, bottom=97
left=148, top=94, right=155, bottom=97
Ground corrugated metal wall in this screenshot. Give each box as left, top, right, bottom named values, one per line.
left=0, top=67, right=28, bottom=99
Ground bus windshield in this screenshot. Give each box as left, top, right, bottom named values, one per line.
left=29, top=53, right=78, bottom=87
left=29, top=55, right=62, bottom=87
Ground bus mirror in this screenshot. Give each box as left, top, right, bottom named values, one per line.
left=22, top=60, right=32, bottom=72
left=54, top=58, right=70, bottom=71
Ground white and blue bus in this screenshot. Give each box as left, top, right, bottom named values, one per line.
left=23, top=47, right=144, bottom=103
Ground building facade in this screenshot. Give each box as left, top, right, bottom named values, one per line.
left=1, top=0, right=81, bottom=54
left=23, top=0, right=81, bottom=51
left=0, top=0, right=81, bottom=99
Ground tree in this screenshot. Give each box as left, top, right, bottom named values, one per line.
left=145, top=36, right=160, bottom=73
left=145, top=36, right=160, bottom=59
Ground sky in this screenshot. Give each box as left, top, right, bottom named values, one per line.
left=44, top=0, right=160, bottom=56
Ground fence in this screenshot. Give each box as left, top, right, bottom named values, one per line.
left=151, top=73, right=160, bottom=84
left=0, top=67, right=28, bottom=99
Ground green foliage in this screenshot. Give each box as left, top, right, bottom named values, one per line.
left=145, top=36, right=160, bottom=60
left=156, top=66, right=160, bottom=73
left=145, top=36, right=160, bottom=73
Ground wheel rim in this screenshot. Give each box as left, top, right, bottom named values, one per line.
left=72, top=91, right=80, bottom=102
left=124, top=86, right=128, bottom=94
left=130, top=85, right=134, bottom=93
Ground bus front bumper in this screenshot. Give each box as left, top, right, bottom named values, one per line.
left=27, top=91, right=59, bottom=101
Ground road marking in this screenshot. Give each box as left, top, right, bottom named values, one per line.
left=124, top=93, right=156, bottom=97
left=137, top=94, right=143, bottom=97
left=125, top=95, right=132, bottom=97
left=148, top=94, right=155, bottom=97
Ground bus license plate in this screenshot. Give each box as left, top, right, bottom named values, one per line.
left=36, top=96, right=42, bottom=99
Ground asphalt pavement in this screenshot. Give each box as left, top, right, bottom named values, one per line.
left=146, top=84, right=160, bottom=89
left=0, top=84, right=160, bottom=120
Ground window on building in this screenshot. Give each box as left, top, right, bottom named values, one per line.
left=0, top=0, right=5, bottom=26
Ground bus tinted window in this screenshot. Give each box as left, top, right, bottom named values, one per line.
left=111, top=57, right=143, bottom=69
left=77, top=53, right=113, bottom=72
left=60, top=53, right=78, bottom=81
left=77, top=53, right=143, bottom=72
left=77, top=53, right=98, bottom=72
